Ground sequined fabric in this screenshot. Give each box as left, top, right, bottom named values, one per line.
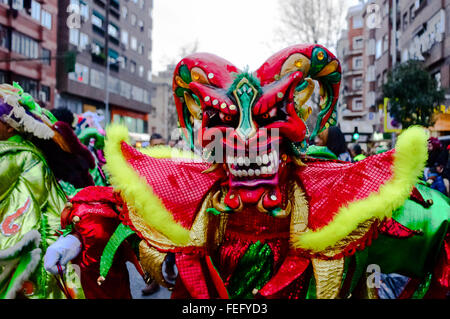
left=214, top=205, right=291, bottom=288
left=121, top=142, right=220, bottom=229
left=298, top=151, right=394, bottom=230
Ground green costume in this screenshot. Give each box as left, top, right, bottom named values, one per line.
left=0, top=135, right=83, bottom=298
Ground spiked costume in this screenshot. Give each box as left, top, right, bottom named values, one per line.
left=48, top=45, right=450, bottom=299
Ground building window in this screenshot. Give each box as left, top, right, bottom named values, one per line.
left=139, top=0, right=145, bottom=9
left=120, top=56, right=127, bottom=69
left=0, top=25, right=10, bottom=49
left=79, top=32, right=89, bottom=50
left=69, top=63, right=89, bottom=84
left=31, top=0, right=41, bottom=21
left=42, top=48, right=51, bottom=65
left=130, top=36, right=137, bottom=51
left=434, top=72, right=441, bottom=90
left=11, top=31, right=39, bottom=59
left=41, top=10, right=52, bottom=29
left=69, top=28, right=79, bottom=46
left=353, top=17, right=363, bottom=29
left=383, top=34, right=388, bottom=53
left=147, top=70, right=152, bottom=82
left=131, top=13, right=136, bottom=26
left=120, top=80, right=131, bottom=99
left=90, top=68, right=105, bottom=89
left=353, top=37, right=363, bottom=50
left=130, top=60, right=136, bottom=73
left=121, top=30, right=128, bottom=48
left=353, top=57, right=363, bottom=69
left=375, top=39, right=382, bottom=59
left=11, top=0, right=23, bottom=10
left=92, top=11, right=105, bottom=35
left=353, top=77, right=363, bottom=90
left=353, top=98, right=363, bottom=111
left=138, top=65, right=144, bottom=77
left=39, top=85, right=50, bottom=103
left=80, top=1, right=89, bottom=21
left=138, top=20, right=144, bottom=32
left=138, top=43, right=144, bottom=55
left=122, top=6, right=128, bottom=19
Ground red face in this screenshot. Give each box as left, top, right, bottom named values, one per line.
left=173, top=45, right=341, bottom=214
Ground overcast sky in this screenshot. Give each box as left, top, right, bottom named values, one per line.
left=151, top=0, right=360, bottom=74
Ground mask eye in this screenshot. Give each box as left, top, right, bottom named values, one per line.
left=219, top=113, right=233, bottom=123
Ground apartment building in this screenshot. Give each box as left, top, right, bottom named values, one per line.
left=0, top=0, right=57, bottom=108
left=56, top=0, right=154, bottom=141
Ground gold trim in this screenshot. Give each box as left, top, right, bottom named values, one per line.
left=138, top=241, right=171, bottom=288
left=311, top=258, right=345, bottom=299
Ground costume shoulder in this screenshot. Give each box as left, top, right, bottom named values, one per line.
left=0, top=137, right=48, bottom=199
left=294, top=126, right=429, bottom=253
left=103, top=124, right=222, bottom=246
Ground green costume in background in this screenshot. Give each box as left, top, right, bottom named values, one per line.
left=0, top=135, right=83, bottom=298
left=0, top=83, right=84, bottom=299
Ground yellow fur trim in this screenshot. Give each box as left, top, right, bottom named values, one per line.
left=139, top=145, right=200, bottom=160
left=293, top=126, right=428, bottom=252
left=104, top=123, right=190, bottom=245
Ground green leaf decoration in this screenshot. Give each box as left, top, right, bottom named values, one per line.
left=179, top=64, right=192, bottom=84
left=175, top=87, right=189, bottom=98
left=228, top=241, right=274, bottom=299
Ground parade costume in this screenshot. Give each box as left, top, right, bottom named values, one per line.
left=49, top=44, right=449, bottom=299
left=0, top=84, right=87, bottom=298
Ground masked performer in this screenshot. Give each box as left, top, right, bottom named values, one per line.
left=0, top=83, right=91, bottom=299
left=45, top=44, right=449, bottom=299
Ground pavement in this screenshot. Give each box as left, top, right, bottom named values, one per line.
left=126, top=262, right=172, bottom=299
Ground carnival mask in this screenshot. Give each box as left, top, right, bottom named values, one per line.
left=173, top=44, right=341, bottom=216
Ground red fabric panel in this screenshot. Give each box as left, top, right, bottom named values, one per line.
left=121, top=142, right=221, bottom=229
left=298, top=151, right=395, bottom=230
left=175, top=252, right=211, bottom=299
left=258, top=253, right=310, bottom=298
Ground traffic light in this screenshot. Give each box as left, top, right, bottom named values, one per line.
left=352, top=128, right=360, bottom=141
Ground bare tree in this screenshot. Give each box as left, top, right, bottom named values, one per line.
left=276, top=0, right=347, bottom=50
left=275, top=0, right=351, bottom=134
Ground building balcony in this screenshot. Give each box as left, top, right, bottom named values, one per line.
left=343, top=69, right=363, bottom=77
left=344, top=90, right=363, bottom=97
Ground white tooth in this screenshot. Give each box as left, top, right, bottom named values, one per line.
left=262, top=154, right=269, bottom=164
left=261, top=166, right=267, bottom=174
left=242, top=170, right=248, bottom=177
left=268, top=152, right=273, bottom=161
left=244, top=157, right=250, bottom=166
left=238, top=157, right=244, bottom=165
left=237, top=170, right=243, bottom=177
left=255, top=169, right=261, bottom=176
left=256, top=156, right=262, bottom=166
left=267, top=166, right=273, bottom=173
left=248, top=169, right=255, bottom=176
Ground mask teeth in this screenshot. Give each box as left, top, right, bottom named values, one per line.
left=226, top=149, right=279, bottom=177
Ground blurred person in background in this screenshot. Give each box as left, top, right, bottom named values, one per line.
left=316, top=126, right=352, bottom=162
left=351, top=144, right=367, bottom=162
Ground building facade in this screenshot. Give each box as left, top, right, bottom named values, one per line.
left=56, top=0, right=154, bottom=140
left=340, top=0, right=450, bottom=142
left=0, top=0, right=58, bottom=108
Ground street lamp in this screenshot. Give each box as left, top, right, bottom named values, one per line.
left=105, top=56, right=124, bottom=125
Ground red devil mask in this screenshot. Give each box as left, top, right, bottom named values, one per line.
left=173, top=44, right=341, bottom=214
